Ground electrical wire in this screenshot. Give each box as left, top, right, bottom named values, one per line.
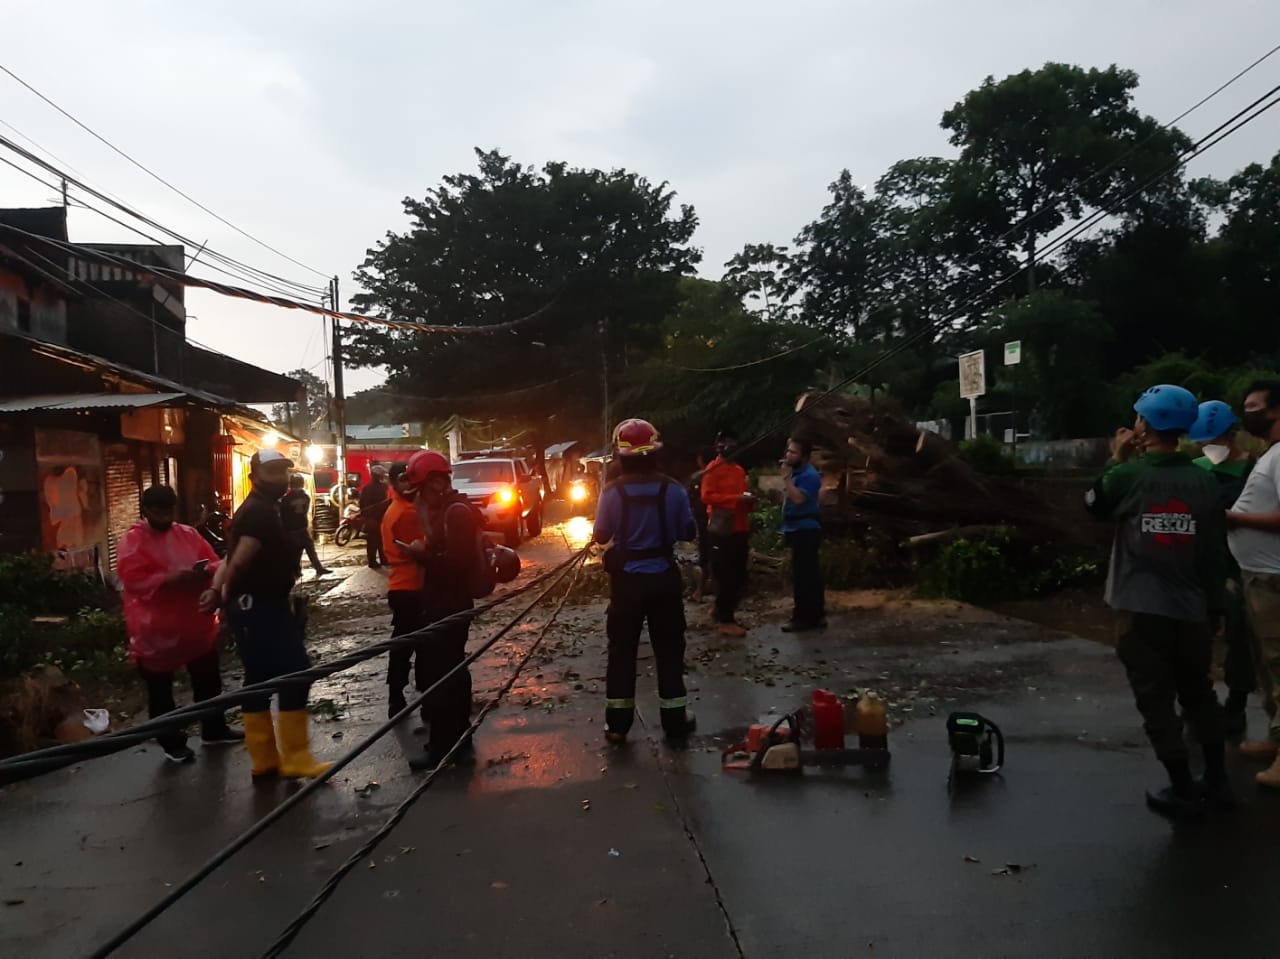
left=668, top=334, right=826, bottom=373
left=721, top=83, right=1280, bottom=464
left=0, top=132, right=328, bottom=299
left=83, top=548, right=588, bottom=959
left=0, top=218, right=560, bottom=335
left=0, top=61, right=331, bottom=281
left=0, top=552, right=584, bottom=781
left=258, top=549, right=588, bottom=959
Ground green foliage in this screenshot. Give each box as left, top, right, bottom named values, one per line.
left=0, top=554, right=117, bottom=617
left=749, top=501, right=785, bottom=554
left=271, top=368, right=329, bottom=438
left=0, top=555, right=125, bottom=681
left=957, top=434, right=1017, bottom=475
left=921, top=533, right=1015, bottom=603
left=819, top=531, right=908, bottom=589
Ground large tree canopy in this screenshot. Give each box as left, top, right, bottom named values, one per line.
left=346, top=149, right=700, bottom=439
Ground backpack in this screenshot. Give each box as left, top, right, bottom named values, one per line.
left=425, top=497, right=518, bottom=599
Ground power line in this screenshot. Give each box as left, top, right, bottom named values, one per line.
left=81, top=551, right=586, bottom=958
left=669, top=333, right=825, bottom=373
left=259, top=551, right=588, bottom=958
left=727, top=83, right=1280, bottom=463
left=0, top=61, right=332, bottom=280
left=0, top=219, right=560, bottom=334
left=0, top=133, right=328, bottom=299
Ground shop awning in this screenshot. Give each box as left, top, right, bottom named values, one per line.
left=544, top=440, right=581, bottom=459
left=0, top=392, right=186, bottom=412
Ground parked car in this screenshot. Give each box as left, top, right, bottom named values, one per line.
left=450, top=457, right=543, bottom=546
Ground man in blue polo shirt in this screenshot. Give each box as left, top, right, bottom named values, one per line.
left=593, top=417, right=698, bottom=744
left=781, top=436, right=825, bottom=632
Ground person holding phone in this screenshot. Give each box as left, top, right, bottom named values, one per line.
left=381, top=461, right=428, bottom=720
left=117, top=484, right=242, bottom=764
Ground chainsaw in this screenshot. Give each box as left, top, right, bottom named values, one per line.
left=946, top=712, right=1004, bottom=790
left=721, top=710, right=891, bottom=774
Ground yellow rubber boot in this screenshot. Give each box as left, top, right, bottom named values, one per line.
left=242, top=711, right=280, bottom=778
left=276, top=710, right=333, bottom=779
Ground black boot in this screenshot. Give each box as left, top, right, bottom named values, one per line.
left=1199, top=741, right=1236, bottom=810
left=661, top=709, right=697, bottom=743
left=1147, top=759, right=1205, bottom=820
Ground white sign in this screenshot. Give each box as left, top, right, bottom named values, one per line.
left=1004, top=341, right=1022, bottom=366
left=958, top=350, right=986, bottom=399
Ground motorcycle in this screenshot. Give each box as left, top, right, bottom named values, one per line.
left=197, top=504, right=229, bottom=557
left=566, top=475, right=597, bottom=516
left=334, top=503, right=366, bottom=547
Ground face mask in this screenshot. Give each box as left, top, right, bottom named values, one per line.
left=256, top=479, right=288, bottom=499
left=1241, top=410, right=1275, bottom=439
left=1201, top=444, right=1231, bottom=465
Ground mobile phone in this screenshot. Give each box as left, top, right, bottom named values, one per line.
left=394, top=539, right=412, bottom=549
left=193, top=559, right=210, bottom=573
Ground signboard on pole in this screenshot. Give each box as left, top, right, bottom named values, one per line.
left=958, top=350, right=986, bottom=399
left=1004, top=340, right=1022, bottom=366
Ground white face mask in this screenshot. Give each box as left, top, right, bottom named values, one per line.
left=1201, top=444, right=1231, bottom=465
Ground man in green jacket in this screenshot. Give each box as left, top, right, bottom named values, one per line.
left=1086, top=384, right=1229, bottom=819
left=1188, top=400, right=1255, bottom=741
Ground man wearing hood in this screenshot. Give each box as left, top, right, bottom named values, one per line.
left=117, top=484, right=242, bottom=763
left=206, top=450, right=330, bottom=780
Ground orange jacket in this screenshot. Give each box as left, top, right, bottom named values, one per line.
left=381, top=494, right=426, bottom=592
left=700, top=456, right=751, bottom=534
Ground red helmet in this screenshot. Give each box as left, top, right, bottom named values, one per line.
left=405, top=450, right=451, bottom=484
left=612, top=418, right=663, bottom=457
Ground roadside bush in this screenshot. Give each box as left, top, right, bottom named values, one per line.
left=0, top=553, right=117, bottom=616
left=921, top=531, right=1015, bottom=603
left=750, top=502, right=785, bottom=554
left=819, top=531, right=909, bottom=589
left=957, top=435, right=1017, bottom=476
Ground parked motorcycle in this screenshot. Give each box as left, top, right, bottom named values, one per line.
left=334, top=503, right=366, bottom=547
left=197, top=503, right=229, bottom=557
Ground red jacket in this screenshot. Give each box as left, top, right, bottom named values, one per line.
left=117, top=521, right=221, bottom=672
left=700, top=456, right=751, bottom=534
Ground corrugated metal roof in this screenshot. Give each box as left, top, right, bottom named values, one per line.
left=544, top=440, right=581, bottom=458
left=0, top=392, right=186, bottom=413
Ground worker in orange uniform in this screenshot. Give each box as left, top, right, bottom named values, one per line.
left=382, top=461, right=428, bottom=720
left=701, top=427, right=754, bottom=637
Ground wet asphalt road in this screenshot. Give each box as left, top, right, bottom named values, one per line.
left=4, top=512, right=1280, bottom=958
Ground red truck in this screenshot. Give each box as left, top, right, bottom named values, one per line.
left=311, top=445, right=422, bottom=533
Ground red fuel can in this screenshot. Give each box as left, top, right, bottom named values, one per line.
left=811, top=689, right=845, bottom=750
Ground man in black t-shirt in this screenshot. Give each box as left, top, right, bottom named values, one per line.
left=359, top=466, right=391, bottom=569
left=282, top=474, right=331, bottom=577
left=207, top=450, right=331, bottom=781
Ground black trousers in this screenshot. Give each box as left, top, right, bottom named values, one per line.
left=289, top=529, right=326, bottom=574
left=1116, top=612, right=1224, bottom=763
left=387, top=589, right=428, bottom=696
left=225, top=596, right=312, bottom=713
left=366, top=526, right=385, bottom=567
left=785, top=528, right=825, bottom=625
left=605, top=568, right=689, bottom=735
left=711, top=532, right=750, bottom=624
left=137, top=646, right=228, bottom=752
left=1224, top=580, right=1256, bottom=702
left=419, top=602, right=473, bottom=753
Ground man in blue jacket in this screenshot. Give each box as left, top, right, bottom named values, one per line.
left=780, top=437, right=825, bottom=632
left=593, top=417, right=698, bottom=744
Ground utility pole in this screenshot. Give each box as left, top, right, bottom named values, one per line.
left=598, top=316, right=609, bottom=451
left=330, top=276, right=348, bottom=495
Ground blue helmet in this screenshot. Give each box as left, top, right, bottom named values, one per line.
left=1187, top=400, right=1238, bottom=443
left=1133, top=384, right=1198, bottom=434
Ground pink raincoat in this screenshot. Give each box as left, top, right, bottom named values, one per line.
left=116, top=521, right=222, bottom=673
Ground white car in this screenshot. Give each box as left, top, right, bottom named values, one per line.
left=450, top=457, right=543, bottom=546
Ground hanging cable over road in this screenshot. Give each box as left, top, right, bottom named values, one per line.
left=84, top=547, right=589, bottom=959
left=0, top=551, right=588, bottom=783
left=257, top=549, right=589, bottom=959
